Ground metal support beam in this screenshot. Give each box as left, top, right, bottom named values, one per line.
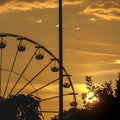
left=59, top=0, right=63, bottom=120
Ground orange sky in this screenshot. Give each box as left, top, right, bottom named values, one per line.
left=0, top=0, right=120, bottom=119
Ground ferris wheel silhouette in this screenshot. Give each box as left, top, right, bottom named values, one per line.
left=0, top=33, right=77, bottom=119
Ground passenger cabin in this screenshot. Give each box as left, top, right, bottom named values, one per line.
left=51, top=66, right=59, bottom=72
left=35, top=54, right=44, bottom=60
left=0, top=41, right=6, bottom=48
left=0, top=36, right=6, bottom=49
left=70, top=101, right=78, bottom=107
left=35, top=46, right=44, bottom=60
left=63, top=82, right=70, bottom=88
left=17, top=38, right=26, bottom=52
left=18, top=44, right=26, bottom=52
left=51, top=58, right=59, bottom=72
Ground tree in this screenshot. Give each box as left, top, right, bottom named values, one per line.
left=52, top=73, right=120, bottom=120
left=0, top=94, right=43, bottom=120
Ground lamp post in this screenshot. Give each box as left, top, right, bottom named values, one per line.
left=59, top=0, right=63, bottom=120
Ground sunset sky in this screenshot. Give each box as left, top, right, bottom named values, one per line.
left=0, top=0, right=120, bottom=119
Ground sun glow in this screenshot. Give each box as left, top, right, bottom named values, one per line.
left=85, top=91, right=99, bottom=104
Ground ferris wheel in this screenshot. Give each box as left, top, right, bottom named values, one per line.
left=0, top=33, right=77, bottom=119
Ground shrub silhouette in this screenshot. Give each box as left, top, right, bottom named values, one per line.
left=52, top=73, right=120, bottom=120
left=0, top=94, right=42, bottom=120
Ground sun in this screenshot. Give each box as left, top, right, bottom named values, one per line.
left=85, top=91, right=99, bottom=104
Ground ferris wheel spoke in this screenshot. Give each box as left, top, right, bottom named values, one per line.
left=7, top=49, right=38, bottom=98
left=0, top=36, right=6, bottom=96
left=2, top=68, right=39, bottom=97
left=15, top=60, right=53, bottom=95
left=40, top=93, right=76, bottom=102
left=3, top=41, right=20, bottom=97
left=40, top=111, right=59, bottom=113
left=0, top=47, right=2, bottom=96
left=28, top=77, right=59, bottom=95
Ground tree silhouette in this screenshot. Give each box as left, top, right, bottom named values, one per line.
left=52, top=73, right=120, bottom=120
left=0, top=94, right=43, bottom=120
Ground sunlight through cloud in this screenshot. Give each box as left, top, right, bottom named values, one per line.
left=37, top=19, right=42, bottom=23
left=113, top=59, right=120, bottom=64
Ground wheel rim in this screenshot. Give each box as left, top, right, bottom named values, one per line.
left=0, top=33, right=77, bottom=119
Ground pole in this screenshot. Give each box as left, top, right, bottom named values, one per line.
left=59, top=0, right=63, bottom=120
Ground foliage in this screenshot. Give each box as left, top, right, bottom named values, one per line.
left=0, top=94, right=43, bottom=120
left=52, top=73, right=120, bottom=120
left=82, top=76, right=100, bottom=109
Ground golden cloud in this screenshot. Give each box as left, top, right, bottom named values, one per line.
left=82, top=1, right=120, bottom=21
left=0, top=0, right=119, bottom=21
left=0, top=0, right=83, bottom=14
left=113, top=59, right=120, bottom=64
left=0, top=0, right=57, bottom=13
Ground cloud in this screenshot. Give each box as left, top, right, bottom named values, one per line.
left=0, top=0, right=57, bottom=13
left=66, top=48, right=120, bottom=57
left=82, top=41, right=115, bottom=47
left=89, top=17, right=97, bottom=22
left=63, top=0, right=83, bottom=5
left=73, top=27, right=81, bottom=31
left=36, top=19, right=42, bottom=23
left=0, top=0, right=11, bottom=5
left=74, top=83, right=88, bottom=93
left=83, top=69, right=120, bottom=76
left=0, top=0, right=83, bottom=14
left=113, top=59, right=120, bottom=64
left=81, top=0, right=120, bottom=21
left=0, top=0, right=119, bottom=21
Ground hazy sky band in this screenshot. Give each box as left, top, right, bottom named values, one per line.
left=0, top=0, right=120, bottom=21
